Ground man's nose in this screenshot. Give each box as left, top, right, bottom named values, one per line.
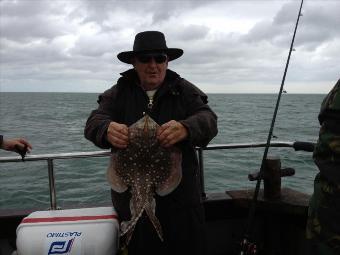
left=147, top=58, right=157, bottom=66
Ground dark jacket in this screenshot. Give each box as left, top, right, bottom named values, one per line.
left=84, top=68, right=218, bottom=209
left=84, top=69, right=217, bottom=254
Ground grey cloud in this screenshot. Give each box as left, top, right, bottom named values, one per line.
left=176, top=25, right=210, bottom=41
left=79, top=0, right=176, bottom=26
left=243, top=2, right=300, bottom=46
left=294, top=2, right=340, bottom=48
left=0, top=38, right=67, bottom=65
left=70, top=33, right=116, bottom=57
left=242, top=1, right=340, bottom=51
left=1, top=0, right=339, bottom=93
left=302, top=2, right=340, bottom=31
left=274, top=2, right=300, bottom=25
left=0, top=1, right=80, bottom=42
left=150, top=1, right=208, bottom=24
left=0, top=0, right=49, bottom=18
left=243, top=21, right=281, bottom=43
left=177, top=29, right=285, bottom=86
left=80, top=0, right=115, bottom=25
left=0, top=15, right=67, bottom=42
left=80, top=0, right=211, bottom=28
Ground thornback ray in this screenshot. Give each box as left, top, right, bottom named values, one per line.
left=107, top=114, right=182, bottom=244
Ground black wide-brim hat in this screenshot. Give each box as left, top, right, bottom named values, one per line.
left=117, top=31, right=183, bottom=64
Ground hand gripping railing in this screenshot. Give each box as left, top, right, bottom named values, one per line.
left=0, top=141, right=315, bottom=210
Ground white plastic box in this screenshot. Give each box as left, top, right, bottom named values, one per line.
left=16, top=207, right=119, bottom=255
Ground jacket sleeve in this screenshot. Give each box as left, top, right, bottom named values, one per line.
left=84, top=87, right=118, bottom=149
left=318, top=79, right=340, bottom=124
left=178, top=80, right=218, bottom=147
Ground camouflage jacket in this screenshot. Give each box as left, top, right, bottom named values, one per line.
left=313, top=79, right=340, bottom=181
left=307, top=79, right=340, bottom=254
left=313, top=80, right=340, bottom=163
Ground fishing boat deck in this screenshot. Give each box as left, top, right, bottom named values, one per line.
left=0, top=188, right=310, bottom=255
left=0, top=141, right=314, bottom=254
left=205, top=188, right=310, bottom=255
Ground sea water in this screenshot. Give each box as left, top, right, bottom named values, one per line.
left=0, top=92, right=323, bottom=210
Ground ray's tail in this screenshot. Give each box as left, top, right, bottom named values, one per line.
left=120, top=198, right=164, bottom=245
left=120, top=205, right=144, bottom=245
left=144, top=199, right=164, bottom=241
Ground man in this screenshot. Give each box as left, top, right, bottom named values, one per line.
left=306, top=79, right=340, bottom=254
left=84, top=31, right=218, bottom=255
left=0, top=135, right=32, bottom=154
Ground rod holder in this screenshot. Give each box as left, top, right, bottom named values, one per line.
left=248, top=156, right=295, bottom=200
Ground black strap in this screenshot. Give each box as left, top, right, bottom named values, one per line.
left=14, top=144, right=28, bottom=161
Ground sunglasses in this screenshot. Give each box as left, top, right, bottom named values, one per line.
left=136, top=53, right=168, bottom=64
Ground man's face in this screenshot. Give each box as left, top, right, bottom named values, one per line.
left=133, top=52, right=168, bottom=90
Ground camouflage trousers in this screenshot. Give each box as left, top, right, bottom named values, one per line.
left=306, top=173, right=340, bottom=254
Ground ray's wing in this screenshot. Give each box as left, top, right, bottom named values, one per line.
left=107, top=153, right=128, bottom=193
left=156, top=148, right=182, bottom=196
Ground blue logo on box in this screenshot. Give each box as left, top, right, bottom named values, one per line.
left=48, top=238, right=75, bottom=254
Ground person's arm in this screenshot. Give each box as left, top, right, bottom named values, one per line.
left=0, top=137, right=32, bottom=153
left=179, top=96, right=218, bottom=147
left=318, top=79, right=340, bottom=124
left=84, top=89, right=115, bottom=149
left=84, top=86, right=128, bottom=149
left=313, top=79, right=340, bottom=181
left=157, top=80, right=218, bottom=148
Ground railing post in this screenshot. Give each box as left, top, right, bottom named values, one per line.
left=197, top=148, right=206, bottom=198
left=47, top=158, right=57, bottom=210
left=263, top=156, right=282, bottom=200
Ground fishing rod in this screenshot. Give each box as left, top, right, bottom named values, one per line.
left=239, top=0, right=304, bottom=254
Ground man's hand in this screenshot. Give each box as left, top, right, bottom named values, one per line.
left=107, top=121, right=129, bottom=149
left=157, top=120, right=188, bottom=148
left=1, top=138, right=32, bottom=153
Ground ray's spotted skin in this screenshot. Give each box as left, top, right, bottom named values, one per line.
left=107, top=115, right=182, bottom=244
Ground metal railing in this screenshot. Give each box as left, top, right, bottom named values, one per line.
left=0, top=141, right=314, bottom=210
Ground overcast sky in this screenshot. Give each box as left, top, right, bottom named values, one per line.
left=0, top=0, right=339, bottom=93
